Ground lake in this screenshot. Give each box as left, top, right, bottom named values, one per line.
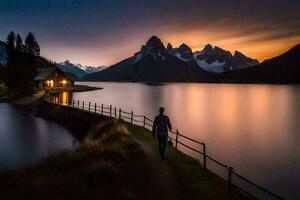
left=72, top=82, right=300, bottom=199
left=0, top=103, right=77, bottom=172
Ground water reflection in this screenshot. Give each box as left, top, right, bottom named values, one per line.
left=52, top=92, right=73, bottom=105
left=72, top=82, right=300, bottom=199
left=0, top=103, right=77, bottom=172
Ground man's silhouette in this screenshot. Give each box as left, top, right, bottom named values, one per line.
left=152, top=107, right=172, bottom=160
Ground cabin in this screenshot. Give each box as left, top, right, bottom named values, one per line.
left=34, top=67, right=74, bottom=90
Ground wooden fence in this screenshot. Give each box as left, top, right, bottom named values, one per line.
left=44, top=95, right=284, bottom=200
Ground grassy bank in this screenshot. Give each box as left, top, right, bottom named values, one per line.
left=0, top=83, right=7, bottom=97
left=0, top=102, right=252, bottom=199
left=127, top=125, right=252, bottom=200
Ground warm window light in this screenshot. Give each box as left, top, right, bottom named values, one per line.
left=62, top=80, right=67, bottom=85
left=46, top=80, right=54, bottom=87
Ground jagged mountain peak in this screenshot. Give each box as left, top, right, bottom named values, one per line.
left=133, top=36, right=169, bottom=64
left=193, top=44, right=259, bottom=73
left=234, top=50, right=244, bottom=57
left=166, top=43, right=173, bottom=52
left=179, top=43, right=192, bottom=53
left=169, top=43, right=194, bottom=61
left=179, top=43, right=190, bottom=48
left=203, top=44, right=213, bottom=52
left=58, top=60, right=106, bottom=78
left=214, top=46, right=232, bottom=57
left=233, top=51, right=254, bottom=60
left=144, top=36, right=165, bottom=52
left=64, top=59, right=71, bottom=64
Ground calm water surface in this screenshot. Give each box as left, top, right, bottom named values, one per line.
left=0, top=103, right=77, bottom=172
left=72, top=82, right=300, bottom=199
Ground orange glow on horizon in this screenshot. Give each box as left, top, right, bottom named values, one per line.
left=161, top=30, right=300, bottom=62
left=44, top=27, right=300, bottom=66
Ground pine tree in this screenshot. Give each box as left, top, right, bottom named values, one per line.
left=34, top=40, right=40, bottom=56
left=5, top=32, right=38, bottom=96
left=25, top=32, right=40, bottom=56
left=16, top=34, right=25, bottom=52
left=6, top=31, right=16, bottom=50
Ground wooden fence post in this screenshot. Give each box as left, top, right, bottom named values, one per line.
left=110, top=105, right=112, bottom=117
left=228, top=167, right=233, bottom=194
left=203, top=143, right=207, bottom=170
left=119, top=108, right=121, bottom=119
left=82, top=101, right=84, bottom=109
left=95, top=103, right=97, bottom=113
left=114, top=107, right=117, bottom=118
left=101, top=104, right=103, bottom=115
left=88, top=102, right=91, bottom=111
left=175, top=129, right=179, bottom=149
left=77, top=100, right=79, bottom=107
left=131, top=111, right=134, bottom=124
left=143, top=116, right=146, bottom=127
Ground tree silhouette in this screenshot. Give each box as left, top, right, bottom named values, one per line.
left=25, top=32, right=40, bottom=56
left=16, top=34, right=25, bottom=52
left=6, top=31, right=16, bottom=50
left=5, top=31, right=40, bottom=96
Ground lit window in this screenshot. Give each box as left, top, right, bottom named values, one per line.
left=62, top=80, right=67, bottom=85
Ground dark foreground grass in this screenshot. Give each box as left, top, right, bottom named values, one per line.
left=127, top=124, right=253, bottom=200
left=0, top=121, right=154, bottom=200
left=0, top=83, right=7, bottom=97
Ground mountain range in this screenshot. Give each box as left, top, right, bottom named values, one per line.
left=57, top=60, right=106, bottom=78
left=1, top=36, right=300, bottom=84
left=167, top=43, right=259, bottom=73
left=84, top=36, right=261, bottom=82
left=216, top=44, right=300, bottom=83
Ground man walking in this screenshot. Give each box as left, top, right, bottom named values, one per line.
left=152, top=107, right=172, bottom=160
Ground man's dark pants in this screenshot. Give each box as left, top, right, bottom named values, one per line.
left=157, top=135, right=167, bottom=159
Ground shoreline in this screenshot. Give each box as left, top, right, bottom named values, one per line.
left=0, top=84, right=102, bottom=104
left=47, top=84, right=102, bottom=93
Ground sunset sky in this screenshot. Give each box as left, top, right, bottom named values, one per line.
left=0, top=0, right=299, bottom=66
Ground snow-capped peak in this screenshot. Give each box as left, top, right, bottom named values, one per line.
left=58, top=60, right=106, bottom=78
left=193, top=44, right=259, bottom=73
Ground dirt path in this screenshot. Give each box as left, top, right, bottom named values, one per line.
left=131, top=134, right=180, bottom=200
